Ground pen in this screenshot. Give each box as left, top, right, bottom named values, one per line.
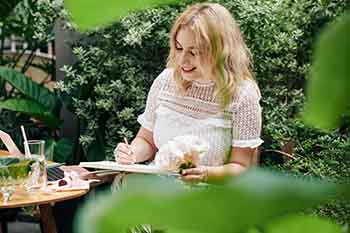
left=124, top=137, right=136, bottom=163
left=124, top=137, right=129, bottom=145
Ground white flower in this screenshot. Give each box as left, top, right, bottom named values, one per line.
left=154, top=135, right=209, bottom=171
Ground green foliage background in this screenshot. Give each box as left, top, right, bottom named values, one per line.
left=57, top=0, right=350, bottom=223
left=0, top=0, right=74, bottom=162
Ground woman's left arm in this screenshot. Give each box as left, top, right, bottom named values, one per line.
left=182, top=81, right=262, bottom=183
left=181, top=147, right=257, bottom=183
left=207, top=147, right=257, bottom=180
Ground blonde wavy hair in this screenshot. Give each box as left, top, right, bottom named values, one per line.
left=167, top=3, right=255, bottom=107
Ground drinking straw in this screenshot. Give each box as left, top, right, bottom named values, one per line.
left=20, top=125, right=32, bottom=158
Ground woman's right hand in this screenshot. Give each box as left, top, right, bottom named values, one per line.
left=114, top=143, right=136, bottom=165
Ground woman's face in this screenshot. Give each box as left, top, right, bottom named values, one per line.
left=175, top=27, right=210, bottom=81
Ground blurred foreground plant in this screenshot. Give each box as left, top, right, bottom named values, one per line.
left=76, top=169, right=350, bottom=233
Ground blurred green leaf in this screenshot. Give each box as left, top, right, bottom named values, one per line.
left=265, top=215, right=342, bottom=233
left=0, top=67, right=58, bottom=111
left=0, top=0, right=22, bottom=20
left=76, top=169, right=350, bottom=233
left=0, top=99, right=62, bottom=129
left=303, top=13, right=350, bottom=130
left=45, top=138, right=56, bottom=161
left=54, top=138, right=74, bottom=163
left=84, top=129, right=105, bottom=161
left=64, top=0, right=179, bottom=31
left=45, top=138, right=73, bottom=163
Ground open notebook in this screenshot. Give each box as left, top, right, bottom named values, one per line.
left=79, top=161, right=180, bottom=176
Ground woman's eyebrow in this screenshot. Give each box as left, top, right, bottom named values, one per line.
left=175, top=40, right=183, bottom=47
left=175, top=40, right=196, bottom=49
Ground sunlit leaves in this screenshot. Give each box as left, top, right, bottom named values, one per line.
left=0, top=99, right=61, bottom=129
left=0, top=67, right=58, bottom=110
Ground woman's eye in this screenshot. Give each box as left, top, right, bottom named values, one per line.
left=175, top=47, right=183, bottom=51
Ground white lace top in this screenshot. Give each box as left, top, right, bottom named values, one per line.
left=137, top=69, right=263, bottom=166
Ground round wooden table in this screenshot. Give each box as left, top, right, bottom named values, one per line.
left=0, top=187, right=88, bottom=233
left=0, top=150, right=10, bottom=156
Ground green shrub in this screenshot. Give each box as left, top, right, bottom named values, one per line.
left=0, top=0, right=65, bottom=143
left=57, top=0, right=350, bottom=223
left=0, top=0, right=74, bottom=162
left=57, top=4, right=184, bottom=161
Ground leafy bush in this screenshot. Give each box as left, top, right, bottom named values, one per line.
left=57, top=5, right=183, bottom=161
left=0, top=0, right=73, bottom=162
left=57, top=0, right=350, bottom=223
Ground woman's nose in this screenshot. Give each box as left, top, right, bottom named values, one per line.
left=179, top=51, right=190, bottom=65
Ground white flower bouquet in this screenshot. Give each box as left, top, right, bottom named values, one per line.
left=154, top=135, right=209, bottom=172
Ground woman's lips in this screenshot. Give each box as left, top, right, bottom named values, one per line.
left=181, top=67, right=196, bottom=73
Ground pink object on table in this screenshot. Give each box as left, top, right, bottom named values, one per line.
left=49, top=171, right=98, bottom=192
left=0, top=130, right=22, bottom=155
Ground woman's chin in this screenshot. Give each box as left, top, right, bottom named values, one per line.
left=181, top=71, right=198, bottom=81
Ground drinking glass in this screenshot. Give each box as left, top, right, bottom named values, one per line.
left=26, top=140, right=47, bottom=190
left=0, top=156, right=35, bottom=203
left=0, top=176, right=15, bottom=203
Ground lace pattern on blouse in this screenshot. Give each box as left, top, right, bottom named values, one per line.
left=137, top=68, right=263, bottom=166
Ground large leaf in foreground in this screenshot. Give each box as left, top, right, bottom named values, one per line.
left=76, top=168, right=350, bottom=233
left=64, top=0, right=179, bottom=31
left=0, top=99, right=61, bottom=129
left=0, top=67, right=58, bottom=111
left=265, top=215, right=343, bottom=233
left=303, top=13, right=350, bottom=130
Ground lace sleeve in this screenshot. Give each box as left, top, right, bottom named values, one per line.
left=231, top=81, right=263, bottom=148
left=137, top=69, right=168, bottom=131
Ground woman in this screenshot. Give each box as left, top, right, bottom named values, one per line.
left=115, top=3, right=263, bottom=183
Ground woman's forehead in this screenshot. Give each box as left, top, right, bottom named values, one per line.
left=175, top=27, right=197, bottom=48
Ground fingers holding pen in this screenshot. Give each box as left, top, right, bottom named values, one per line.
left=114, top=142, right=136, bottom=164
left=117, top=155, right=135, bottom=164
left=118, top=143, right=133, bottom=155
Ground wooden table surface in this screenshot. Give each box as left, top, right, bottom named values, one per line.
left=0, top=150, right=10, bottom=156
left=0, top=187, right=88, bottom=209
left=0, top=150, right=103, bottom=233
left=0, top=185, right=88, bottom=233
